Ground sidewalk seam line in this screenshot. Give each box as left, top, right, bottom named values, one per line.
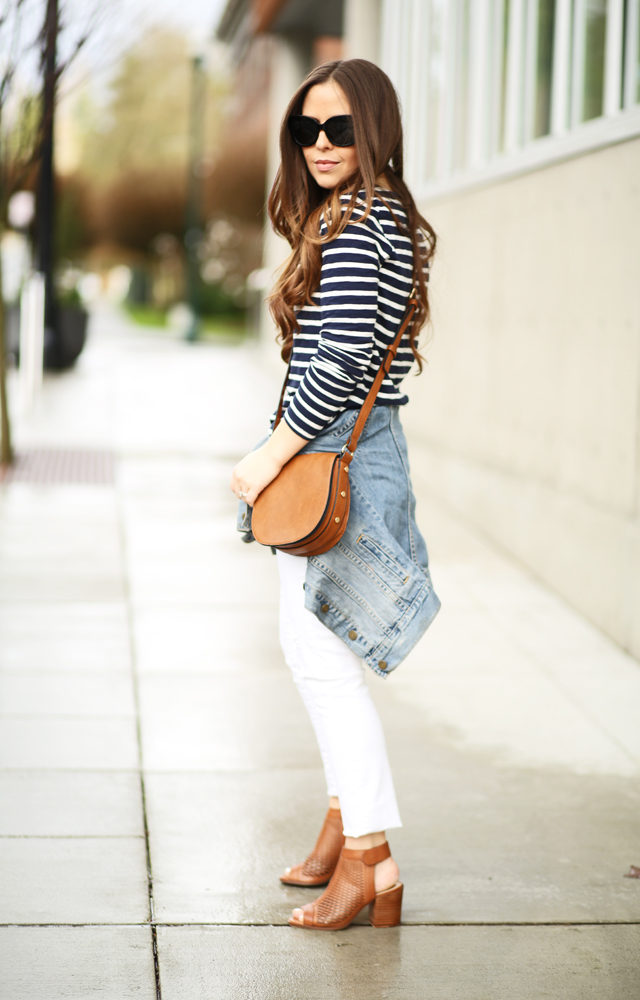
left=1, top=920, right=639, bottom=928
left=116, top=482, right=162, bottom=1000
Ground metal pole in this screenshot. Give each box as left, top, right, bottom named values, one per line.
left=36, top=0, right=59, bottom=367
left=184, top=54, right=206, bottom=343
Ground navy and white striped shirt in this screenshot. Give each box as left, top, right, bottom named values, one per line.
left=281, top=188, right=421, bottom=441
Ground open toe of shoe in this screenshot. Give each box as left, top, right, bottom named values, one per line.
left=288, top=905, right=310, bottom=928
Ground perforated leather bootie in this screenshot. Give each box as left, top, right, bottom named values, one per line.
left=280, top=807, right=345, bottom=887
left=288, top=842, right=403, bottom=930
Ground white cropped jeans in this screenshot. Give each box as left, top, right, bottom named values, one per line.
left=277, top=550, right=402, bottom=838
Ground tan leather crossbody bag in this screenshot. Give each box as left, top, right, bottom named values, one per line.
left=251, top=292, right=418, bottom=557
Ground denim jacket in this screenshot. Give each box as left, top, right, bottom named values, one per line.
left=238, top=406, right=440, bottom=678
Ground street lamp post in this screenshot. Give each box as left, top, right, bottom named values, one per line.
left=184, top=53, right=206, bottom=342
left=37, top=0, right=59, bottom=367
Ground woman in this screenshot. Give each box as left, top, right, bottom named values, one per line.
left=231, top=59, right=440, bottom=930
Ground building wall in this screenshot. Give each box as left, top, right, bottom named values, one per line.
left=402, top=136, right=640, bottom=658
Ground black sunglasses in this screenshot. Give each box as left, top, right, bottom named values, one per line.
left=288, top=114, right=355, bottom=147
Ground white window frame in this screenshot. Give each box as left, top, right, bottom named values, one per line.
left=381, top=0, right=640, bottom=204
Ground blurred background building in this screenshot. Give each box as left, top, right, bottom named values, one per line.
left=0, top=1, right=267, bottom=354
left=218, top=0, right=640, bottom=662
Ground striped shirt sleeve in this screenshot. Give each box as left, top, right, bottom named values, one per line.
left=283, top=220, right=390, bottom=440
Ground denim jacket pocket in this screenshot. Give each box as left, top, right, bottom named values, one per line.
left=356, top=533, right=410, bottom=587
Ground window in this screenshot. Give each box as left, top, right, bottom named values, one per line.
left=534, top=0, right=556, bottom=136
left=381, top=0, right=640, bottom=200
left=491, top=0, right=511, bottom=154
left=624, top=0, right=640, bottom=105
left=571, top=0, right=608, bottom=123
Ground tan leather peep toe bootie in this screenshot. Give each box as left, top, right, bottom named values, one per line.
left=288, top=842, right=403, bottom=930
left=280, top=807, right=345, bottom=887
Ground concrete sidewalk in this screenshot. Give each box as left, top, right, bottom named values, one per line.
left=1, top=305, right=639, bottom=999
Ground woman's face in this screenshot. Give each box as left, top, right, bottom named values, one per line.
left=300, top=81, right=359, bottom=190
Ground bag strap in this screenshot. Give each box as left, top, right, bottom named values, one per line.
left=273, top=290, right=419, bottom=464
left=340, top=291, right=417, bottom=464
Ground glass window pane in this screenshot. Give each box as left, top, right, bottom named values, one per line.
left=582, top=0, right=608, bottom=121
left=534, top=0, right=555, bottom=136
left=623, top=0, right=640, bottom=106
left=495, top=0, right=511, bottom=153
left=635, top=0, right=640, bottom=101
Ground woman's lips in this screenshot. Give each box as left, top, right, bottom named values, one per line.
left=315, top=160, right=339, bottom=172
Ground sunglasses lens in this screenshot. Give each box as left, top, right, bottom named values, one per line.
left=289, top=116, right=319, bottom=146
left=325, top=116, right=354, bottom=146
left=288, top=115, right=355, bottom=147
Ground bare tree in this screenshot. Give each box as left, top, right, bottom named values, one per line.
left=0, top=0, right=99, bottom=466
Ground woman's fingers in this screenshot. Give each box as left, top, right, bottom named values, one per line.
left=230, top=466, right=248, bottom=499
left=233, top=479, right=249, bottom=501
left=230, top=468, right=254, bottom=503
left=239, top=484, right=259, bottom=506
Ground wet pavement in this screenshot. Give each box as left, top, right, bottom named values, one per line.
left=1, top=305, right=639, bottom=998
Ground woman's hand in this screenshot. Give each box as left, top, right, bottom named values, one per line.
left=230, top=445, right=282, bottom=507
left=231, top=420, right=308, bottom=506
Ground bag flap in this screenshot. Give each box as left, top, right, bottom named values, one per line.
left=252, top=452, right=339, bottom=546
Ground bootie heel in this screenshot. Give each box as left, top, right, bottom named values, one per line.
left=369, top=881, right=403, bottom=928
left=280, top=807, right=345, bottom=887
left=288, top=842, right=399, bottom=930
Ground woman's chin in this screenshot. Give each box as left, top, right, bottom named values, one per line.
left=313, top=170, right=342, bottom=189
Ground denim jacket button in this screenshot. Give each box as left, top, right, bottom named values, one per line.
left=378, top=659, right=388, bottom=670
left=348, top=629, right=357, bottom=640
left=321, top=603, right=329, bottom=613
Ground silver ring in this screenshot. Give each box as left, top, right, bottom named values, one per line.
left=238, top=490, right=247, bottom=499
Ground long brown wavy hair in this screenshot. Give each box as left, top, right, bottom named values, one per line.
left=267, top=59, right=436, bottom=368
